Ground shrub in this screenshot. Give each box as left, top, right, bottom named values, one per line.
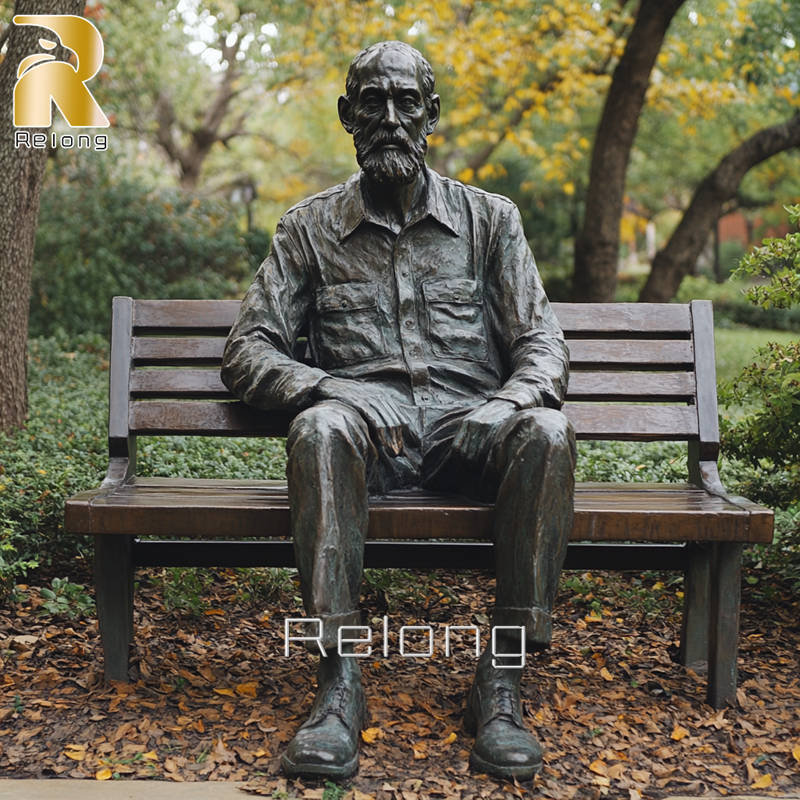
left=30, top=159, right=259, bottom=337
left=720, top=205, right=800, bottom=507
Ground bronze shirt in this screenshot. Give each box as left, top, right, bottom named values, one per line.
left=221, top=167, right=569, bottom=412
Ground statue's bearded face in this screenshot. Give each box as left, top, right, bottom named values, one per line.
left=348, top=50, right=433, bottom=186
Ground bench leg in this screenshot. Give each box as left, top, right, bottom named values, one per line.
left=680, top=543, right=710, bottom=666
left=707, top=542, right=743, bottom=708
left=94, top=535, right=134, bottom=682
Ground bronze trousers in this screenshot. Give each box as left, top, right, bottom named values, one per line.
left=286, top=399, right=576, bottom=651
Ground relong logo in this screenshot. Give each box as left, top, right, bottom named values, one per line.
left=13, top=14, right=109, bottom=128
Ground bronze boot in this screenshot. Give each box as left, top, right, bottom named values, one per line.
left=464, top=654, right=542, bottom=780
left=282, top=656, right=367, bottom=778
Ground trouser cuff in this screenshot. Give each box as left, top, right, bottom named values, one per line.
left=491, top=606, right=552, bottom=650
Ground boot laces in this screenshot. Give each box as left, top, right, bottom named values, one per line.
left=491, top=684, right=519, bottom=724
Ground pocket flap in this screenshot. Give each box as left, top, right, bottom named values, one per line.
left=316, top=282, right=378, bottom=313
left=422, top=278, right=480, bottom=304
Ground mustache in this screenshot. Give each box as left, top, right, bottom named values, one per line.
left=363, top=130, right=412, bottom=153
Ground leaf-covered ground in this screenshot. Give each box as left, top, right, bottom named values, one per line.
left=1, top=568, right=799, bottom=800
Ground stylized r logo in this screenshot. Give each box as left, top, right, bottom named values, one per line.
left=13, top=14, right=109, bottom=128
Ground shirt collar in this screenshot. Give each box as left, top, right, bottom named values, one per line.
left=336, top=166, right=460, bottom=241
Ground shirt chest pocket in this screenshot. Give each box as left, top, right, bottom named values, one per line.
left=422, top=278, right=489, bottom=362
left=314, top=282, right=386, bottom=368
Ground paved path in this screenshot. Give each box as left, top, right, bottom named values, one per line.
left=1, top=782, right=798, bottom=799
left=0, top=781, right=248, bottom=799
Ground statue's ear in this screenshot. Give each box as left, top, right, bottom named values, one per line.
left=338, top=95, right=355, bottom=134
left=426, top=94, right=441, bottom=136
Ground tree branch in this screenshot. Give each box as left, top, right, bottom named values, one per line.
left=639, top=114, right=800, bottom=301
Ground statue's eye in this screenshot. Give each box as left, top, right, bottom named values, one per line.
left=361, top=94, right=383, bottom=111
left=398, top=95, right=420, bottom=111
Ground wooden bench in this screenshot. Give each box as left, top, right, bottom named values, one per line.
left=65, top=297, right=773, bottom=707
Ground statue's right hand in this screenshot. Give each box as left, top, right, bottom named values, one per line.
left=314, top=377, right=409, bottom=456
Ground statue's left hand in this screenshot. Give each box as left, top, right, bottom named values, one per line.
left=451, top=399, right=518, bottom=466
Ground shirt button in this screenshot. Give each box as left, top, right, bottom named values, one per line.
left=404, top=319, right=414, bottom=328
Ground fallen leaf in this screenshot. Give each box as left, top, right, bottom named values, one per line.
left=63, top=744, right=86, bottom=762
left=442, top=731, right=457, bottom=745
left=671, top=724, right=690, bottom=741
left=751, top=773, right=772, bottom=789
left=600, top=667, right=614, bottom=681
left=793, top=744, right=800, bottom=764
left=142, top=750, right=158, bottom=761
left=361, top=727, right=382, bottom=744
left=236, top=681, right=259, bottom=698
left=213, top=687, right=235, bottom=697
left=411, top=743, right=426, bottom=760
left=589, top=759, right=608, bottom=776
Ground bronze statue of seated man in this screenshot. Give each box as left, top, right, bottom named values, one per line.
left=221, top=40, right=576, bottom=781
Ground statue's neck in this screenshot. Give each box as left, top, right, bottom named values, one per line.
left=362, top=169, right=426, bottom=233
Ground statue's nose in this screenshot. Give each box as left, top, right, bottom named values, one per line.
left=383, top=98, right=399, bottom=127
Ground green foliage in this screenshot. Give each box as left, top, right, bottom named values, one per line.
left=720, top=206, right=800, bottom=507
left=30, top=158, right=254, bottom=337
left=676, top=275, right=800, bottom=332
left=575, top=441, right=687, bottom=484
left=322, top=782, right=347, bottom=800
left=39, top=577, right=95, bottom=620
left=0, top=334, right=109, bottom=597
left=234, top=568, right=297, bottom=605
left=160, top=568, right=214, bottom=616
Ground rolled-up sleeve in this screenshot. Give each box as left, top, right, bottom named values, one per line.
left=221, top=219, right=329, bottom=411
left=487, top=203, right=569, bottom=410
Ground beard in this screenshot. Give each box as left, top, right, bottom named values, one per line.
left=353, top=125, right=428, bottom=186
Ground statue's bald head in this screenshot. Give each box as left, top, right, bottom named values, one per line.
left=344, top=41, right=435, bottom=105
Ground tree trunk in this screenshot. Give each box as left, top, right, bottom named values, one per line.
left=572, top=0, right=685, bottom=302
left=0, top=0, right=83, bottom=433
left=639, top=114, right=800, bottom=302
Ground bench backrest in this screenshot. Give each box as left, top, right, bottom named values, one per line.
left=109, top=297, right=719, bottom=466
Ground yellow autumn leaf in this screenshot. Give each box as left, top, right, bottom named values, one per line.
left=213, top=687, right=236, bottom=697
left=64, top=745, right=86, bottom=762
left=589, top=759, right=608, bottom=776
left=793, top=744, right=800, bottom=763
left=752, top=773, right=772, bottom=789
left=142, top=751, right=158, bottom=761
left=235, top=681, right=258, bottom=698
left=599, top=667, right=614, bottom=681
left=562, top=181, right=575, bottom=196
left=584, top=612, right=602, bottom=623
left=95, top=767, right=113, bottom=781
left=412, top=743, right=427, bottom=760
left=442, top=731, right=457, bottom=745
left=671, top=724, right=690, bottom=741
left=361, top=727, right=381, bottom=744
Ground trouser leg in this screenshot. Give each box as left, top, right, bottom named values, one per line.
left=488, top=407, right=576, bottom=650
left=286, top=399, right=375, bottom=651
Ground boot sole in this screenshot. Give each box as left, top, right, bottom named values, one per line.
left=281, top=750, right=359, bottom=779
left=469, top=749, right=543, bottom=781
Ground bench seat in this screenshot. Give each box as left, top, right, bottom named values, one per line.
left=67, top=478, right=773, bottom=543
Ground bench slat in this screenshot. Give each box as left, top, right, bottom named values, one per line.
left=132, top=337, right=694, bottom=369
left=129, top=368, right=696, bottom=402
left=128, top=400, right=698, bottom=439
left=134, top=299, right=240, bottom=332
left=64, top=479, right=773, bottom=543
left=555, top=303, right=692, bottom=334
left=130, top=300, right=693, bottom=336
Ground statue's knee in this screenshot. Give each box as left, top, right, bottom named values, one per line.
left=287, top=401, right=360, bottom=453
left=510, top=407, right=574, bottom=451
